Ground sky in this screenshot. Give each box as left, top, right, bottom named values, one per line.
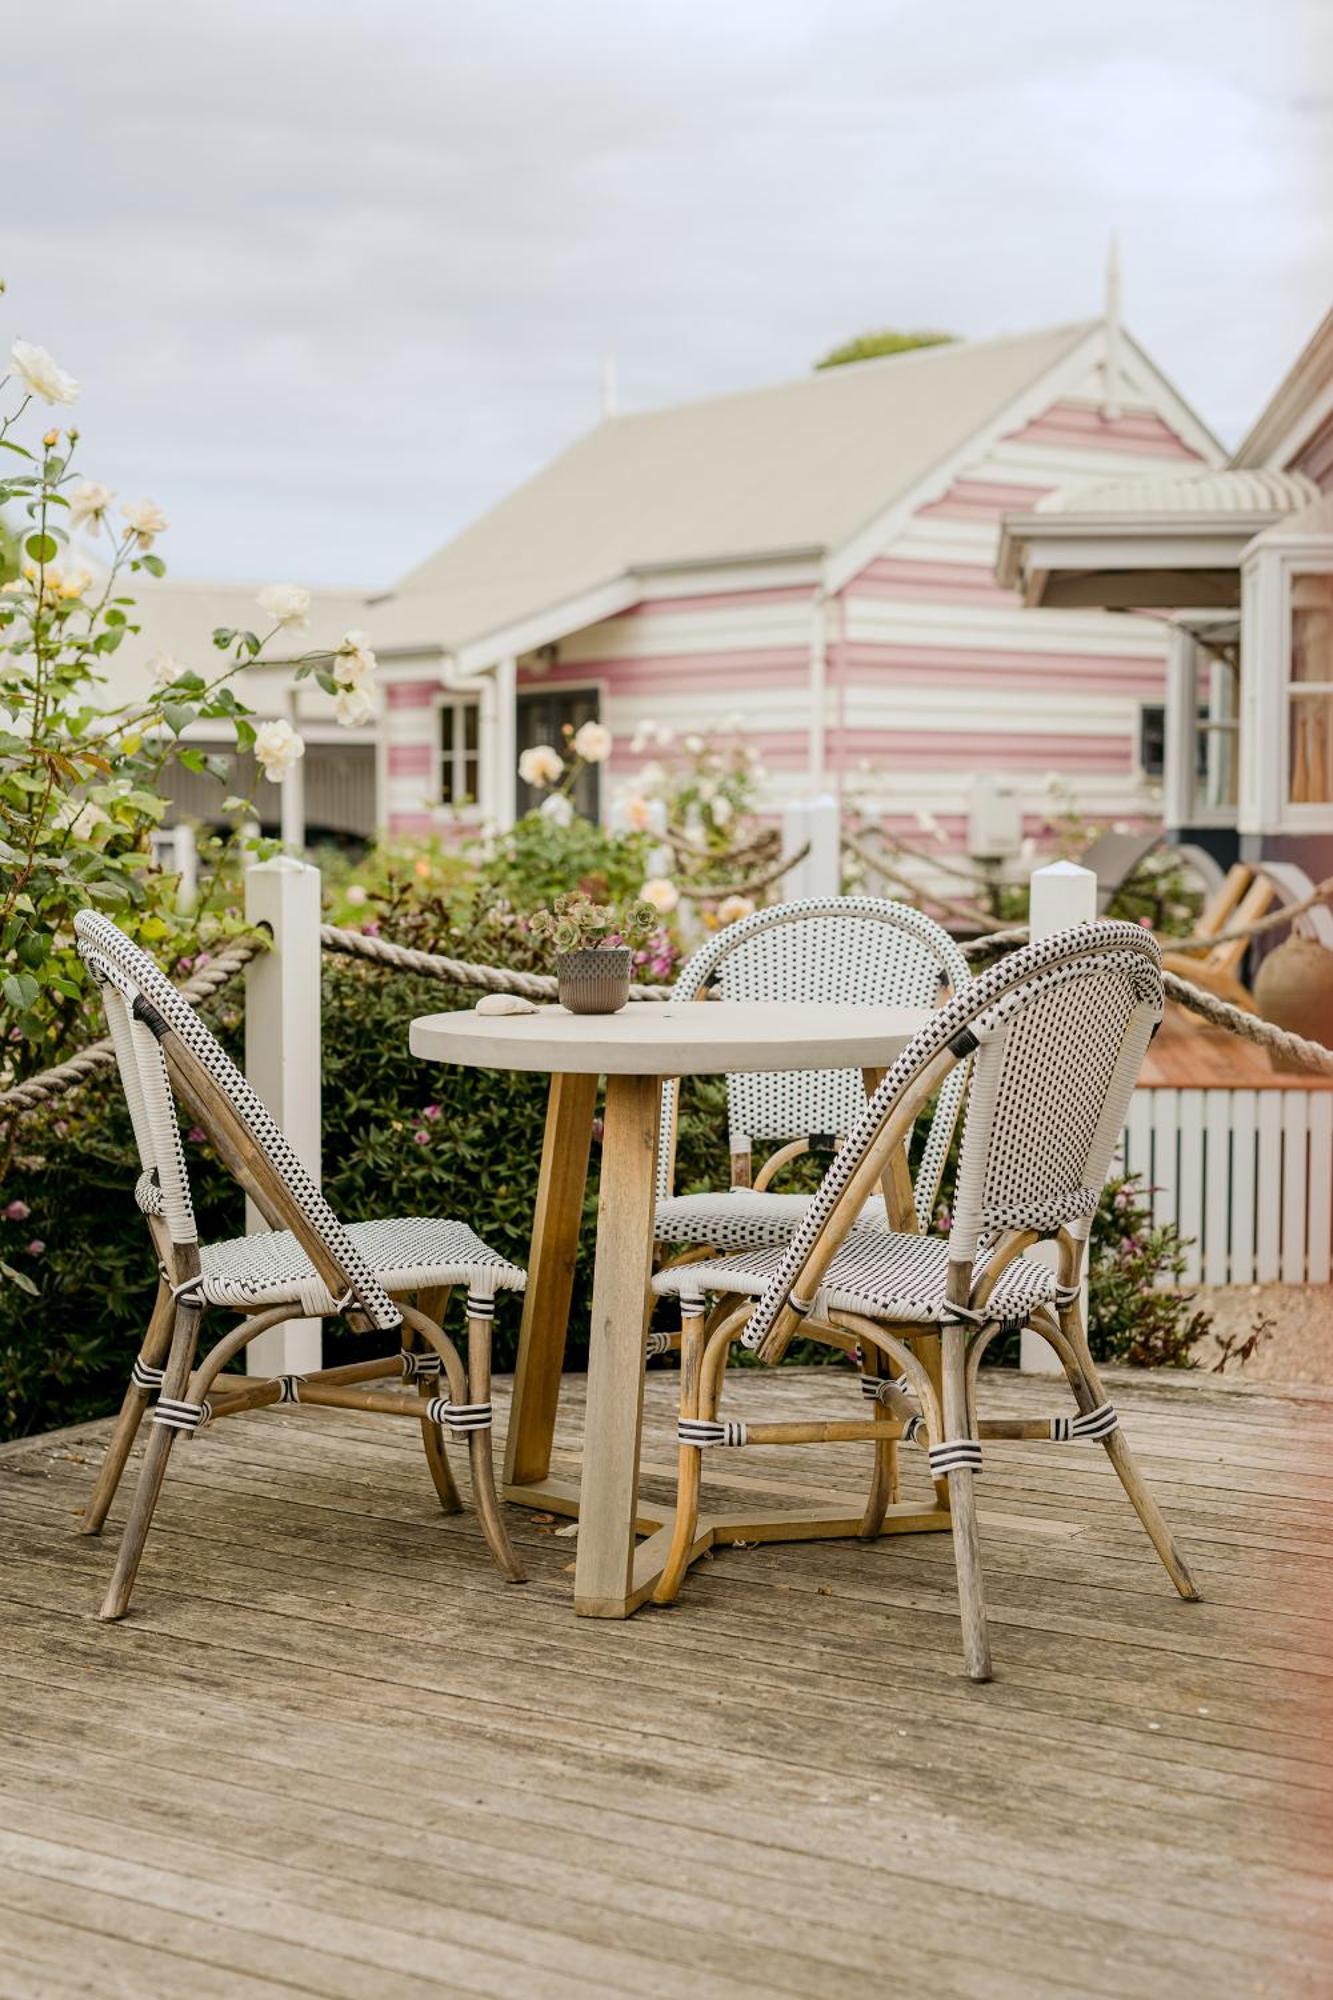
left=4, top=0, right=1330, bottom=591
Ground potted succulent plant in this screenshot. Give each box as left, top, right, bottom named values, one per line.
left=528, top=892, right=658, bottom=1014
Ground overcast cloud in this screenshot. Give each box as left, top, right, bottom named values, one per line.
left=4, top=0, right=1329, bottom=588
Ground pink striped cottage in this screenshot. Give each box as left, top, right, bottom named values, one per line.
left=369, top=318, right=1223, bottom=844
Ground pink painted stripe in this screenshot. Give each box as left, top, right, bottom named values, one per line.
left=847, top=556, right=1014, bottom=605
left=918, top=478, right=1056, bottom=520
left=623, top=585, right=814, bottom=616
left=523, top=648, right=810, bottom=691
left=828, top=729, right=1134, bottom=772
left=386, top=679, right=438, bottom=710
left=1005, top=400, right=1204, bottom=460
left=841, top=640, right=1165, bottom=697
left=388, top=743, right=433, bottom=776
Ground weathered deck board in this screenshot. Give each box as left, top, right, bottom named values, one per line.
left=2, top=1367, right=1331, bottom=1998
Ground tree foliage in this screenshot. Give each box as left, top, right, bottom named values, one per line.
left=815, top=329, right=956, bottom=371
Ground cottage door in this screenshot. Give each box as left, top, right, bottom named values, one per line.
left=516, top=689, right=602, bottom=821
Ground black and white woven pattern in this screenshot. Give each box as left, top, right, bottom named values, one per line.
left=656, top=897, right=972, bottom=1240
left=74, top=912, right=525, bottom=1336
left=654, top=1188, right=891, bottom=1250
left=193, top=1215, right=525, bottom=1315
left=1050, top=1401, right=1119, bottom=1442
left=731, top=923, right=1162, bottom=1353
left=653, top=1226, right=1059, bottom=1323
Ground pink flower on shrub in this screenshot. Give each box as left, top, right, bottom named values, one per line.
left=187, top=1127, right=206, bottom=1144
left=591, top=1117, right=605, bottom=1145
left=422, top=1104, right=441, bottom=1122
left=26, top=1240, right=45, bottom=1257
left=5, top=1200, right=30, bottom=1222
left=414, top=1128, right=430, bottom=1145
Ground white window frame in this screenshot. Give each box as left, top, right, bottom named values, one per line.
left=1164, top=622, right=1241, bottom=830
left=433, top=690, right=483, bottom=816
left=1281, top=560, right=1333, bottom=828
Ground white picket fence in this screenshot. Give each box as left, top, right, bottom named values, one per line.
left=1121, top=1087, right=1333, bottom=1287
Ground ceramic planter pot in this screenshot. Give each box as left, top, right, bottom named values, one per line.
left=556, top=946, right=632, bottom=1015
left=1254, top=934, right=1333, bottom=1073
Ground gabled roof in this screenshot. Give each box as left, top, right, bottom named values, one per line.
left=373, top=321, right=1105, bottom=657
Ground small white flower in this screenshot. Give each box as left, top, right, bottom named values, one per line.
left=335, top=629, right=377, bottom=687
left=618, top=792, right=654, bottom=832
left=50, top=563, right=93, bottom=602
left=334, top=685, right=375, bottom=727
left=146, top=651, right=182, bottom=690
left=9, top=339, right=79, bottom=405
left=571, top=719, right=612, bottom=764
left=345, top=883, right=368, bottom=906
left=640, top=876, right=679, bottom=916
left=637, top=760, right=666, bottom=795
left=257, top=583, right=310, bottom=632
left=655, top=724, right=675, bottom=748
left=683, top=733, right=703, bottom=755
left=0, top=576, right=26, bottom=597
left=518, top=743, right=564, bottom=789
left=717, top=894, right=755, bottom=926
left=253, top=717, right=306, bottom=782
left=630, top=720, right=658, bottom=753
left=711, top=793, right=733, bottom=827
left=122, top=497, right=169, bottom=549
left=69, top=480, right=114, bottom=536
left=539, top=791, right=576, bottom=829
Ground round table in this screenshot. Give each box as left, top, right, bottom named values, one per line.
left=410, top=998, right=935, bottom=1616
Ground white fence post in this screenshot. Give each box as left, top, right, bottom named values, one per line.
left=244, top=856, right=323, bottom=1375
left=781, top=794, right=841, bottom=900
left=1023, top=860, right=1098, bottom=1372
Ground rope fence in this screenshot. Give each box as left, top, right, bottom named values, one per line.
left=4, top=909, right=1332, bottom=1123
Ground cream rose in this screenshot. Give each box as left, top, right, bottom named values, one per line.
left=122, top=498, right=169, bottom=549
left=146, top=651, right=182, bottom=690
left=716, top=894, right=755, bottom=927
left=9, top=339, right=79, bottom=406
left=335, top=629, right=377, bottom=687
left=256, top=583, right=310, bottom=632
left=334, top=685, right=376, bottom=728
left=253, top=717, right=306, bottom=782
left=640, top=876, right=679, bottom=916
left=69, top=480, right=114, bottom=535
left=539, top=792, right=575, bottom=828
left=571, top=720, right=612, bottom=764
left=518, top=743, right=564, bottom=789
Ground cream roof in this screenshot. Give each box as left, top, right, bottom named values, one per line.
left=374, top=321, right=1101, bottom=655
left=1034, top=467, right=1319, bottom=519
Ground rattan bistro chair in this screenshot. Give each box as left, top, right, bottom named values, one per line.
left=651, top=921, right=1200, bottom=1680
left=73, top=910, right=527, bottom=1621
left=654, top=897, right=973, bottom=1256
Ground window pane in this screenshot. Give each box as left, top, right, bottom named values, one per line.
left=1292, top=573, right=1333, bottom=685
left=1290, top=692, right=1333, bottom=805
left=464, top=701, right=479, bottom=751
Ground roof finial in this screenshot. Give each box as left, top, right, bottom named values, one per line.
left=1103, top=232, right=1122, bottom=421
left=601, top=353, right=618, bottom=420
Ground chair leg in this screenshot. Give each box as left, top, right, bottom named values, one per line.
left=414, top=1288, right=463, bottom=1516
left=1055, top=1302, right=1200, bottom=1602
left=98, top=1296, right=202, bottom=1622
left=81, top=1277, right=173, bottom=1536
left=464, top=1298, right=526, bottom=1584
left=859, top=1349, right=899, bottom=1539
left=653, top=1304, right=708, bottom=1606
left=941, top=1324, right=992, bottom=1682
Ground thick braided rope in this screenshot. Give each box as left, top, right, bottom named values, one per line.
left=1161, top=972, right=1333, bottom=1076
left=320, top=925, right=675, bottom=1001
left=0, top=937, right=262, bottom=1117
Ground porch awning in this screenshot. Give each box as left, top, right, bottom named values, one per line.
left=995, top=468, right=1320, bottom=611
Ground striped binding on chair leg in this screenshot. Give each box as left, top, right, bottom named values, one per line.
left=424, top=1396, right=493, bottom=1434
left=151, top=1397, right=212, bottom=1434
left=130, top=1357, right=165, bottom=1391
left=677, top=1418, right=748, bottom=1447
left=465, top=1292, right=495, bottom=1320
left=400, top=1348, right=443, bottom=1381
left=275, top=1375, right=304, bottom=1404
left=1050, top=1402, right=1118, bottom=1442
left=645, top=1329, right=674, bottom=1357
left=859, top=1377, right=928, bottom=1446
left=928, top=1438, right=983, bottom=1478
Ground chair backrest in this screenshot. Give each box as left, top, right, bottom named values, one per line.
left=742, top=921, right=1162, bottom=1356
left=658, top=896, right=973, bottom=1228
left=74, top=910, right=404, bottom=1333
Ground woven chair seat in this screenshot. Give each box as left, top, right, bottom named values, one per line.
left=652, top=1228, right=1058, bottom=1325
left=654, top=1189, right=891, bottom=1251
left=198, top=1216, right=526, bottom=1315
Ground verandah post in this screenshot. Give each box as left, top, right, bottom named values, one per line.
left=1023, top=859, right=1098, bottom=1373
left=243, top=856, right=324, bottom=1375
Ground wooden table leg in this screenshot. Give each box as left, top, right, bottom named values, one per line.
left=504, top=1071, right=599, bottom=1488
left=573, top=1072, right=661, bottom=1617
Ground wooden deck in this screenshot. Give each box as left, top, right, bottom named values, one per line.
left=2, top=1365, right=1331, bottom=1999
left=1141, top=1002, right=1333, bottom=1089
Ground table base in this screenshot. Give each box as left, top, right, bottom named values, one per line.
left=503, top=1475, right=953, bottom=1618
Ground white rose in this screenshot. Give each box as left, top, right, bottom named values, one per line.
left=253, top=717, right=306, bottom=782
left=257, top=583, right=310, bottom=632
left=49, top=563, right=92, bottom=601
left=335, top=629, right=377, bottom=687
left=334, top=685, right=375, bottom=727
left=518, top=743, right=564, bottom=789
left=716, top=894, right=755, bottom=927
left=9, top=339, right=79, bottom=405
left=683, top=734, right=703, bottom=755
left=146, top=651, right=182, bottom=690
left=69, top=480, right=114, bottom=535
left=640, top=876, right=679, bottom=916
left=619, top=793, right=653, bottom=832
left=540, top=792, right=575, bottom=829
left=571, top=720, right=612, bottom=764
left=122, top=498, right=169, bottom=549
